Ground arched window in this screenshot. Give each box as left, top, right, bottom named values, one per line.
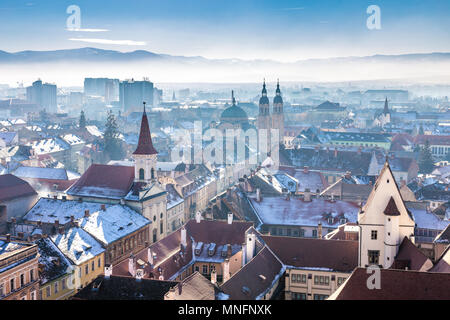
left=139, top=168, right=145, bottom=180
left=151, top=168, right=155, bottom=179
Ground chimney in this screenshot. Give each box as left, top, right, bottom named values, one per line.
left=331, top=194, right=335, bottom=202
left=53, top=195, right=58, bottom=200
left=70, top=215, right=74, bottom=223
left=84, top=210, right=90, bottom=218
left=58, top=227, right=64, bottom=235
left=227, top=244, right=232, bottom=257
left=195, top=211, right=202, bottom=223
left=226, top=188, right=232, bottom=199
left=303, top=166, right=309, bottom=174
left=11, top=217, right=16, bottom=224
left=6, top=234, right=11, bottom=242
left=148, top=247, right=154, bottom=265
left=37, top=220, right=42, bottom=227
left=211, top=269, right=217, bottom=285
left=318, top=222, right=323, bottom=239
left=104, top=264, right=112, bottom=279
left=54, top=220, right=59, bottom=230
left=245, top=233, right=255, bottom=263
left=227, top=213, right=233, bottom=225
left=256, top=188, right=261, bottom=202
left=304, top=189, right=311, bottom=202
left=400, top=179, right=406, bottom=187
left=181, top=227, right=187, bottom=248
left=128, top=254, right=136, bottom=277
left=101, top=204, right=106, bottom=211
left=136, top=268, right=144, bottom=282
left=344, top=171, right=351, bottom=179
left=223, top=259, right=230, bottom=282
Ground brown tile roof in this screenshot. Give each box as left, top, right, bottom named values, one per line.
left=391, top=237, right=433, bottom=271
left=0, top=174, right=37, bottom=202
left=185, top=219, right=253, bottom=245
left=414, top=135, right=450, bottom=146
left=384, top=197, right=401, bottom=216
left=133, top=110, right=158, bottom=155
left=165, top=272, right=218, bottom=300
left=67, top=164, right=134, bottom=199
left=72, top=275, right=177, bottom=300
left=220, top=246, right=283, bottom=300
left=332, top=268, right=450, bottom=300
left=262, top=235, right=358, bottom=272
left=429, top=246, right=450, bottom=273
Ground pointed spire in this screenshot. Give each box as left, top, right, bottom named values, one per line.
left=231, top=90, right=236, bottom=105
left=143, top=101, right=146, bottom=113
left=383, top=97, right=390, bottom=115
left=276, top=79, right=281, bottom=95
left=133, top=101, right=158, bottom=155
left=262, top=79, right=267, bottom=96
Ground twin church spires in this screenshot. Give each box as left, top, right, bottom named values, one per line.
left=257, top=79, right=284, bottom=144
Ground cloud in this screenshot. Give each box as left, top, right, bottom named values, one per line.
left=68, top=38, right=146, bottom=46
left=67, top=28, right=110, bottom=32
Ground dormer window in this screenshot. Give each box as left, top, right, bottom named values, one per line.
left=139, top=168, right=145, bottom=180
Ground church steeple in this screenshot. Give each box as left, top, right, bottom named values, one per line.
left=132, top=102, right=158, bottom=183
left=133, top=102, right=158, bottom=156
left=383, top=97, right=390, bottom=115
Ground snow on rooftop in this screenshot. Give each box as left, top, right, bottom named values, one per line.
left=61, top=134, right=84, bottom=145
left=86, top=125, right=103, bottom=137
left=28, top=138, right=69, bottom=155
left=250, top=197, right=359, bottom=228
left=409, top=207, right=450, bottom=231
left=50, top=227, right=105, bottom=265
left=14, top=166, right=69, bottom=180
left=78, top=205, right=150, bottom=245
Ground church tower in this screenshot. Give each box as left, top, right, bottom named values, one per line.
left=257, top=79, right=271, bottom=157
left=272, top=79, right=284, bottom=143
left=132, top=102, right=158, bottom=183
left=358, top=160, right=415, bottom=269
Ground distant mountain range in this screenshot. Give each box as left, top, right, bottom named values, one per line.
left=1, top=47, right=450, bottom=65
left=1, top=48, right=450, bottom=85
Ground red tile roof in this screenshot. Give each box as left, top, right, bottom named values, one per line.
left=262, top=235, right=358, bottom=272
left=332, top=268, right=450, bottom=300
left=384, top=197, right=401, bottom=216
left=133, top=110, right=157, bottom=155
left=391, top=237, right=433, bottom=271
left=220, top=246, right=283, bottom=300
left=185, top=219, right=254, bottom=245
left=0, top=174, right=37, bottom=202
left=413, top=135, right=450, bottom=146
left=67, top=164, right=134, bottom=199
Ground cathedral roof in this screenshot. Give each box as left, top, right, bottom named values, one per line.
left=133, top=103, right=158, bottom=156
left=220, top=91, right=249, bottom=123
left=273, top=80, right=283, bottom=104
left=259, top=80, right=269, bottom=105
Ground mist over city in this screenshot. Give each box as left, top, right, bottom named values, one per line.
left=0, top=0, right=449, bottom=307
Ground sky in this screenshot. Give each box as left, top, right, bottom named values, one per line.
left=0, top=0, right=450, bottom=62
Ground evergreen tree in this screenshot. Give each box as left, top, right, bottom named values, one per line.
left=103, top=111, right=125, bottom=160
left=79, top=110, right=86, bottom=128
left=418, top=140, right=434, bottom=174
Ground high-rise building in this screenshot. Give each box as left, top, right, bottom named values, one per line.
left=26, top=80, right=57, bottom=112
left=119, top=79, right=154, bottom=111
left=84, top=78, right=119, bottom=100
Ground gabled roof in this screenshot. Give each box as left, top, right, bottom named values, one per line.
left=165, top=272, right=218, bottom=300
left=220, top=246, right=284, bottom=300
left=0, top=174, right=37, bottom=202
left=391, top=237, right=433, bottom=271
left=429, top=246, right=450, bottom=273
left=67, top=164, right=134, bottom=199
left=262, top=235, right=358, bottom=272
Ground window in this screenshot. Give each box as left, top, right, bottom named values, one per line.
left=312, top=230, right=317, bottom=238
left=291, top=274, right=306, bottom=284
left=46, top=286, right=50, bottom=297
left=160, top=222, right=163, bottom=234
left=202, top=265, right=208, bottom=275
left=20, top=274, right=24, bottom=287
left=292, top=292, right=307, bottom=300
left=337, top=277, right=346, bottom=286
left=314, top=275, right=330, bottom=285
left=98, top=258, right=101, bottom=268
left=62, top=278, right=66, bottom=290
left=371, top=230, right=377, bottom=240
left=85, top=264, right=89, bottom=275
left=195, top=266, right=199, bottom=272
left=368, top=250, right=380, bottom=265
left=313, top=294, right=329, bottom=300
left=139, top=168, right=145, bottom=180
left=30, top=270, right=34, bottom=282
left=0, top=284, right=4, bottom=296
left=54, top=282, right=59, bottom=294
left=30, top=291, right=36, bottom=300
left=10, top=278, right=15, bottom=291
left=92, top=261, right=95, bottom=271
left=151, top=168, right=155, bottom=179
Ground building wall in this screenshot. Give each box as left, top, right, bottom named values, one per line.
left=284, top=268, right=350, bottom=300
left=39, top=273, right=74, bottom=300
left=167, top=202, right=185, bottom=233
left=0, top=244, right=40, bottom=300
left=105, top=225, right=150, bottom=265
left=76, top=253, right=105, bottom=290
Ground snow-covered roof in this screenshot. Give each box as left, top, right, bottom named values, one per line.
left=409, top=207, right=450, bottom=231
left=77, top=205, right=150, bottom=245
left=85, top=125, right=103, bottom=137
left=0, top=132, right=17, bottom=144
left=50, top=227, right=105, bottom=265
left=37, top=237, right=72, bottom=284
left=28, top=138, right=69, bottom=155
left=14, top=166, right=69, bottom=180
left=61, top=134, right=84, bottom=146
left=249, top=197, right=359, bottom=228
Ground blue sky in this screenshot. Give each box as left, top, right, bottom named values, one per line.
left=1, top=0, right=450, bottom=61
